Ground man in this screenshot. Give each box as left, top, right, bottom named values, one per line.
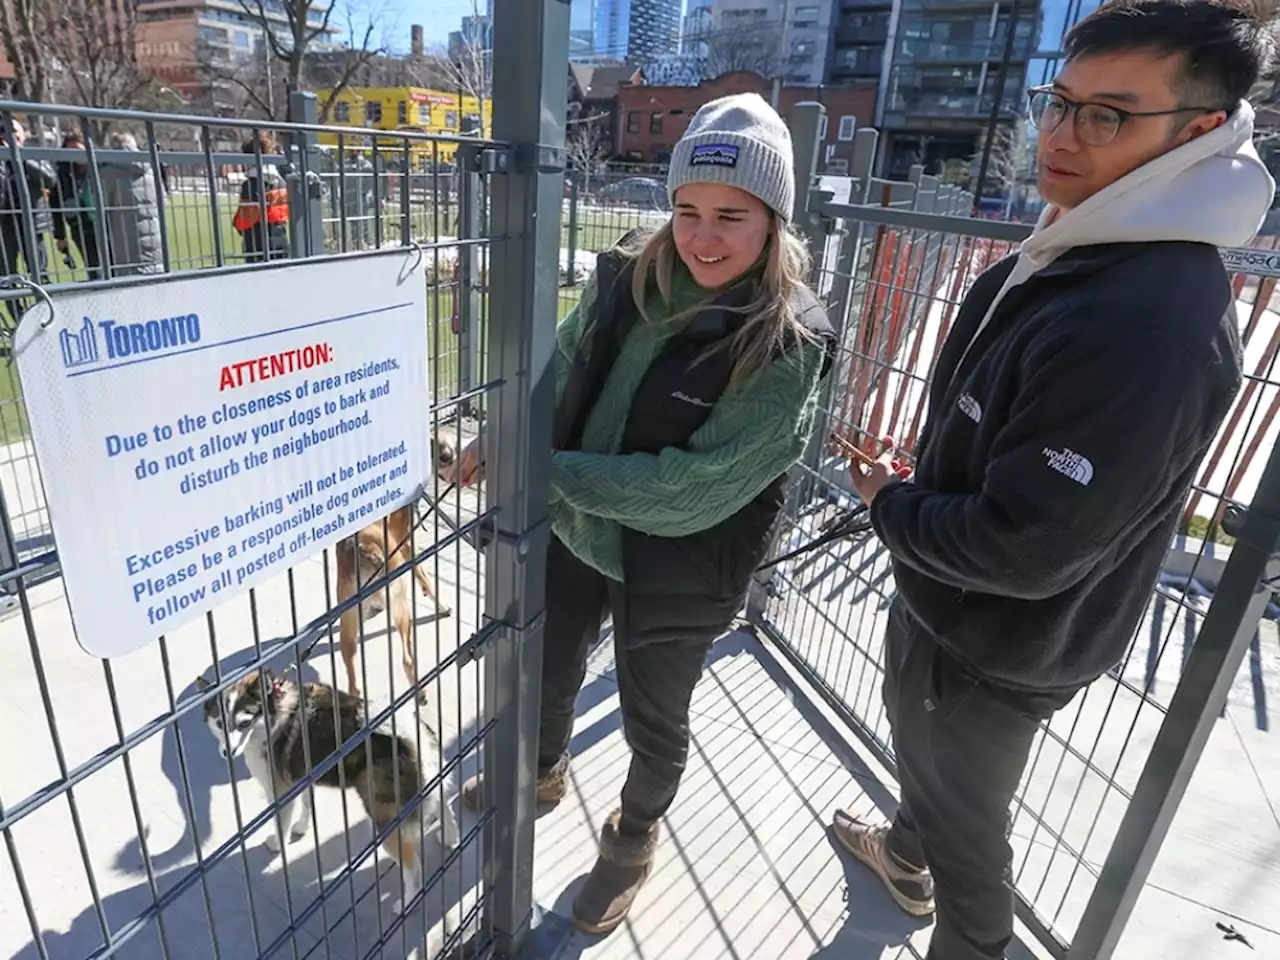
left=832, top=2, right=1275, bottom=958
left=0, top=118, right=56, bottom=323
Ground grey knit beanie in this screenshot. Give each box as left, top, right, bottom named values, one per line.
left=668, top=92, right=795, bottom=222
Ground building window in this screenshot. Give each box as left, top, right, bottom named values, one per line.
left=418, top=103, right=431, bottom=124
left=365, top=100, right=382, bottom=124
left=333, top=101, right=350, bottom=124
left=838, top=115, right=857, bottom=140
left=819, top=115, right=828, bottom=140
left=794, top=5, right=820, bottom=28
left=650, top=111, right=663, bottom=134
left=397, top=101, right=408, bottom=125
left=627, top=111, right=640, bottom=134
left=445, top=110, right=458, bottom=129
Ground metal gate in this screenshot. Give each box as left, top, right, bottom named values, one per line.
left=751, top=103, right=1280, bottom=959
left=0, top=3, right=568, bottom=959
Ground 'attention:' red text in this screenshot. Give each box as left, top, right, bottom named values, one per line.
left=219, top=343, right=335, bottom=391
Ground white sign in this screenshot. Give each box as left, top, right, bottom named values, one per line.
left=14, top=252, right=430, bottom=658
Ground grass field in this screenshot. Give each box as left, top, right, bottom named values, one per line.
left=0, top=191, right=603, bottom=444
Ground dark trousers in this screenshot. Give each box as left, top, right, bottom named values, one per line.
left=66, top=215, right=102, bottom=280
left=242, top=224, right=288, bottom=264
left=537, top=537, right=714, bottom=833
left=882, top=600, right=1068, bottom=960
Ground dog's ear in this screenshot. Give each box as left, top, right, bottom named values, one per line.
left=195, top=675, right=211, bottom=691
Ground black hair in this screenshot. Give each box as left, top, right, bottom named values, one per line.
left=1064, top=0, right=1276, bottom=109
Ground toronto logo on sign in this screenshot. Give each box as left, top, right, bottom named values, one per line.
left=60, top=312, right=202, bottom=371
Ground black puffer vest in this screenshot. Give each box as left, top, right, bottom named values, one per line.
left=553, top=245, right=835, bottom=646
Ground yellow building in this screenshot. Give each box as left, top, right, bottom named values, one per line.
left=316, top=86, right=492, bottom=165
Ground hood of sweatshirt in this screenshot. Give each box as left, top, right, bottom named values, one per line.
left=949, top=101, right=1275, bottom=385
left=1018, top=99, right=1274, bottom=275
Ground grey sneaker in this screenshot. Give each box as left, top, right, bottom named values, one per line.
left=832, top=809, right=935, bottom=917
left=460, top=754, right=570, bottom=812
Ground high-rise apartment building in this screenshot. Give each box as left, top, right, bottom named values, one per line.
left=830, top=0, right=1100, bottom=180
left=696, top=1, right=835, bottom=85
left=579, top=0, right=682, bottom=64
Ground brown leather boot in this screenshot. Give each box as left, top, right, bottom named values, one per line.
left=459, top=754, right=570, bottom=812
left=571, top=809, right=659, bottom=935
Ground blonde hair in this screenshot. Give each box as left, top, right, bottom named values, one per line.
left=623, top=216, right=816, bottom=389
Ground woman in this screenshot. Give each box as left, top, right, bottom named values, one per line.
left=234, top=131, right=290, bottom=263
left=97, top=132, right=163, bottom=275
left=447, top=93, right=834, bottom=933
left=52, top=132, right=102, bottom=280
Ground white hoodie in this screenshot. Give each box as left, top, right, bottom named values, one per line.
left=960, top=100, right=1277, bottom=366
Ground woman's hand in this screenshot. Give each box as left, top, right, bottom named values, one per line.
left=442, top=436, right=484, bottom=487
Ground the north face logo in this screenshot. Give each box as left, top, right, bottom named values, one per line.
left=957, top=393, right=982, bottom=423
left=1043, top=446, right=1094, bottom=486
left=672, top=390, right=713, bottom=408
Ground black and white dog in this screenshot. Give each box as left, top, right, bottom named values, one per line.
left=197, top=669, right=460, bottom=923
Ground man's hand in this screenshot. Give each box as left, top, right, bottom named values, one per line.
left=846, top=435, right=913, bottom=506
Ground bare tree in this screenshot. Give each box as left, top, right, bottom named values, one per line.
left=196, top=0, right=390, bottom=121
left=702, top=21, right=783, bottom=80
left=565, top=114, right=611, bottom=195
left=426, top=0, right=491, bottom=137
left=971, top=121, right=1031, bottom=212
left=0, top=0, right=48, bottom=104
left=45, top=2, right=156, bottom=115
left=972, top=120, right=1034, bottom=194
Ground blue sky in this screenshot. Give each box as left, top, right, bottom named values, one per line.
left=328, top=1, right=480, bottom=53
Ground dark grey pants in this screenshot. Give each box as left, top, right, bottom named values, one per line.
left=537, top=537, right=714, bottom=834
left=882, top=600, right=1071, bottom=960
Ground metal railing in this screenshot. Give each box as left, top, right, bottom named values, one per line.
left=750, top=103, right=1280, bottom=959
left=0, top=2, right=569, bottom=958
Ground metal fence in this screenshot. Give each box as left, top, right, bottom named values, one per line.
left=750, top=102, right=1280, bottom=960
left=0, top=2, right=567, bottom=959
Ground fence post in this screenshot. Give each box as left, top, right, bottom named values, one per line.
left=484, top=0, right=569, bottom=953
left=456, top=147, right=483, bottom=415
left=746, top=104, right=842, bottom=623
left=787, top=101, right=829, bottom=271
left=286, top=91, right=325, bottom=259
left=567, top=173, right=580, bottom=288
left=1067, top=452, right=1280, bottom=959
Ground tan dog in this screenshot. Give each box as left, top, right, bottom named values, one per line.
left=336, top=437, right=455, bottom=700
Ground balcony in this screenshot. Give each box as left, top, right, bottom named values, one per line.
left=885, top=88, right=1025, bottom=119
left=895, top=35, right=1035, bottom=64
left=830, top=48, right=886, bottom=79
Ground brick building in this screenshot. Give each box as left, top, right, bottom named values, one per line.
left=615, top=71, right=878, bottom=173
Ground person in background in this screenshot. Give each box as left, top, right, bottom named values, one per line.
left=234, top=131, right=289, bottom=263
left=52, top=132, right=102, bottom=280
left=832, top=3, right=1275, bottom=959
left=0, top=118, right=56, bottom=322
left=446, top=93, right=836, bottom=934
left=98, top=131, right=163, bottom=276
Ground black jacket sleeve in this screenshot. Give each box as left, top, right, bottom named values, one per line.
left=870, top=321, right=1214, bottom=600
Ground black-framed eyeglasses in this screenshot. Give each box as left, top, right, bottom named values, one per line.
left=1027, top=86, right=1223, bottom=146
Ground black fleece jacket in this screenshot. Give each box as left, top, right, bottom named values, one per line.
left=870, top=241, right=1241, bottom=695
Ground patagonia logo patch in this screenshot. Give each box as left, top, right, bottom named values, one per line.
left=690, top=144, right=739, bottom=168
